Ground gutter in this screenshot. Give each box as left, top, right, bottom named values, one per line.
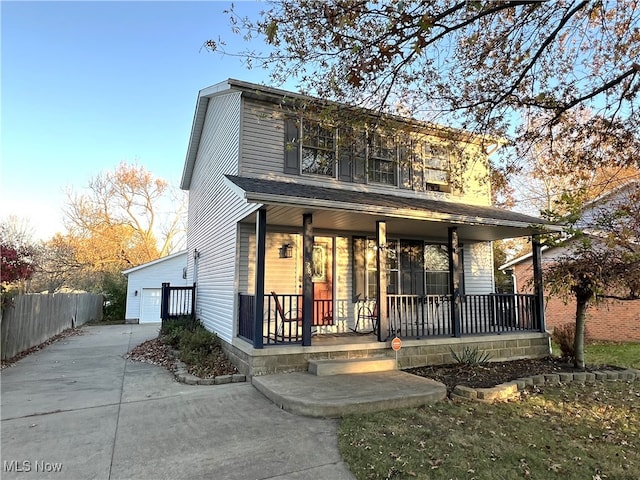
left=242, top=191, right=559, bottom=232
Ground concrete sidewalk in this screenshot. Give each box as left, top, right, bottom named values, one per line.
left=1, top=325, right=354, bottom=480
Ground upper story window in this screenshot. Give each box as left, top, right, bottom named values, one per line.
left=301, top=119, right=335, bottom=176
left=369, top=133, right=397, bottom=185
left=423, top=144, right=449, bottom=189
left=283, top=115, right=453, bottom=192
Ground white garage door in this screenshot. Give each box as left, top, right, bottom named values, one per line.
left=140, top=288, right=162, bottom=323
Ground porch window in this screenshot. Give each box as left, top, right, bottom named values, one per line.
left=301, top=119, right=335, bottom=176
left=355, top=238, right=461, bottom=299
left=364, top=239, right=398, bottom=298
left=399, top=240, right=425, bottom=295
left=424, top=244, right=450, bottom=295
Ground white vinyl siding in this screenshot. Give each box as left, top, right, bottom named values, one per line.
left=186, top=91, right=259, bottom=343
left=334, top=236, right=355, bottom=331
left=239, top=228, right=301, bottom=295
left=238, top=97, right=492, bottom=206
left=124, top=251, right=188, bottom=323
left=240, top=99, right=287, bottom=177
left=463, top=241, right=495, bottom=294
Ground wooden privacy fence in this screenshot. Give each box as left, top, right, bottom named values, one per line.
left=1, top=293, right=103, bottom=360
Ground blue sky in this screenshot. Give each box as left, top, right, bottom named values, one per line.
left=1, top=1, right=276, bottom=240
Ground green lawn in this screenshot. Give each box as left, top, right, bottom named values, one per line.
left=340, top=382, right=640, bottom=479
left=583, top=342, right=640, bottom=368
left=550, top=341, right=640, bottom=368
left=340, top=342, right=640, bottom=479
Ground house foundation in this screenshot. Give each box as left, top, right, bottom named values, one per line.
left=220, top=332, right=550, bottom=377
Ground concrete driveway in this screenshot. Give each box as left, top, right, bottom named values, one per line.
left=1, top=325, right=354, bottom=480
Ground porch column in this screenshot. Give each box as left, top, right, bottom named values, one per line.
left=302, top=213, right=314, bottom=346
left=253, top=208, right=267, bottom=349
left=532, top=235, right=546, bottom=332
left=376, top=221, right=388, bottom=341
left=448, top=227, right=462, bottom=338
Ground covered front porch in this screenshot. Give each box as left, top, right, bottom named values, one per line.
left=238, top=292, right=540, bottom=344
left=227, top=176, right=557, bottom=352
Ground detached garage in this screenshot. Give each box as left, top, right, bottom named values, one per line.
left=123, top=251, right=188, bottom=324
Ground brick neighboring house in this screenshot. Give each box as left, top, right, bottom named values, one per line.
left=501, top=182, right=640, bottom=343
left=502, top=258, right=640, bottom=342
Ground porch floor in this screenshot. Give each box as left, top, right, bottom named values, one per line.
left=252, top=370, right=447, bottom=418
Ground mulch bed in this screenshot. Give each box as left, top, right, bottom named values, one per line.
left=126, top=337, right=179, bottom=372
left=406, top=357, right=622, bottom=393
left=126, top=337, right=238, bottom=379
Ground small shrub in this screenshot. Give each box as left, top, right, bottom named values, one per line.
left=178, top=328, right=220, bottom=365
left=552, top=322, right=589, bottom=361
left=160, top=316, right=202, bottom=347
left=102, top=273, right=127, bottom=321
left=450, top=346, right=492, bottom=365
left=157, top=319, right=236, bottom=377
left=161, top=320, right=185, bottom=348
left=176, top=315, right=202, bottom=332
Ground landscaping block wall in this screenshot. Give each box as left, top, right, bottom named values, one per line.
left=221, top=332, right=550, bottom=377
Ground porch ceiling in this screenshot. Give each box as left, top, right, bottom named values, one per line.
left=226, top=175, right=563, bottom=242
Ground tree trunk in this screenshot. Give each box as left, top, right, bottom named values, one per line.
left=573, top=292, right=592, bottom=369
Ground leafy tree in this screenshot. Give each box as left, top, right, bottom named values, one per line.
left=544, top=183, right=640, bottom=368
left=512, top=110, right=640, bottom=215
left=64, top=161, right=186, bottom=264
left=1, top=217, right=38, bottom=301
left=46, top=162, right=187, bottom=303
left=209, top=1, right=640, bottom=176
left=1, top=243, right=36, bottom=287
left=30, top=233, right=90, bottom=293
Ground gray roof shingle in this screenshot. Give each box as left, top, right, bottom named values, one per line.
left=226, top=175, right=555, bottom=227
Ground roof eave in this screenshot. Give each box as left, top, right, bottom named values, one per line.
left=122, top=250, right=188, bottom=276
left=242, top=190, right=560, bottom=234
left=181, top=81, right=235, bottom=190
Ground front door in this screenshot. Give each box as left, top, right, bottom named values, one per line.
left=312, top=236, right=333, bottom=325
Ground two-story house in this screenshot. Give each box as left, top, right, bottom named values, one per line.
left=178, top=79, right=560, bottom=376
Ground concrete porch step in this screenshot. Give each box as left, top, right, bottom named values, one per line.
left=252, top=371, right=447, bottom=418
left=308, top=357, right=397, bottom=376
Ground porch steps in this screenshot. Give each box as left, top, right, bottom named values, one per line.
left=252, top=371, right=447, bottom=418
left=308, top=357, right=396, bottom=376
